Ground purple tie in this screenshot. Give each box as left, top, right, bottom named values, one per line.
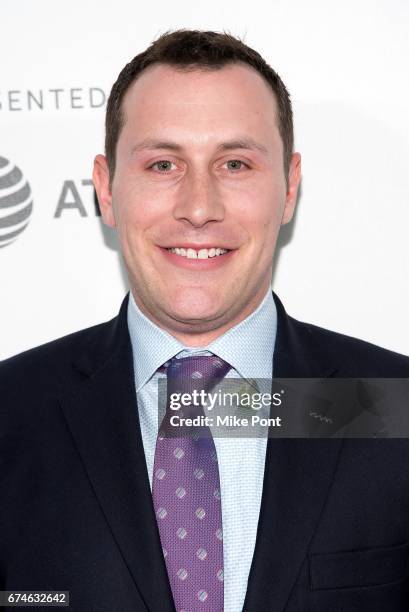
left=152, top=354, right=231, bottom=612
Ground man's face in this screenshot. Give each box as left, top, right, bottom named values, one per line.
left=94, top=62, right=301, bottom=344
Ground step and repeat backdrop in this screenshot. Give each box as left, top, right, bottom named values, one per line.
left=1, top=0, right=408, bottom=359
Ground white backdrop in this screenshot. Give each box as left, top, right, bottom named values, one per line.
left=1, top=0, right=408, bottom=360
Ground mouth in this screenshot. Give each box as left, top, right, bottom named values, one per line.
left=158, top=245, right=235, bottom=269
left=166, top=246, right=230, bottom=259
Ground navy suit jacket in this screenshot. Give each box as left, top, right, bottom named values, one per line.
left=1, top=292, right=409, bottom=611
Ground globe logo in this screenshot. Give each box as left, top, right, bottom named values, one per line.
left=0, top=156, right=33, bottom=248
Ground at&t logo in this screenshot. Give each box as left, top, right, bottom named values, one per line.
left=0, top=156, right=33, bottom=248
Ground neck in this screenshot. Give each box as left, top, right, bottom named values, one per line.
left=131, top=286, right=271, bottom=347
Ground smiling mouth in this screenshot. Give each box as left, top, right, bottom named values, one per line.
left=166, top=247, right=231, bottom=259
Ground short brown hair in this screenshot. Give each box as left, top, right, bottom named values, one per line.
left=105, top=30, right=294, bottom=185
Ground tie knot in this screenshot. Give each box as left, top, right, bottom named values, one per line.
left=159, top=354, right=231, bottom=434
left=162, top=354, right=231, bottom=393
left=170, top=354, right=231, bottom=378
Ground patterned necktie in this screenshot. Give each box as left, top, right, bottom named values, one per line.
left=152, top=354, right=231, bottom=612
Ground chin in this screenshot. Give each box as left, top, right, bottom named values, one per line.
left=166, top=291, right=223, bottom=324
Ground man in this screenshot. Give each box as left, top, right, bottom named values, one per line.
left=1, top=30, right=409, bottom=612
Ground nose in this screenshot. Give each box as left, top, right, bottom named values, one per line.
left=173, top=169, right=224, bottom=227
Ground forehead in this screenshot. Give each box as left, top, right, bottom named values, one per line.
left=120, top=62, right=280, bottom=146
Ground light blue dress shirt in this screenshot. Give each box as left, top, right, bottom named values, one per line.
left=127, top=288, right=277, bottom=612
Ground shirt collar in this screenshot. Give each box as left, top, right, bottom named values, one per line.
left=127, top=288, right=277, bottom=392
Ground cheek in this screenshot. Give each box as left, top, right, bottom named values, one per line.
left=112, top=179, right=165, bottom=232
left=232, top=185, right=284, bottom=237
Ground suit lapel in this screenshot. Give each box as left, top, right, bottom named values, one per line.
left=60, top=294, right=175, bottom=612
left=242, top=293, right=344, bottom=612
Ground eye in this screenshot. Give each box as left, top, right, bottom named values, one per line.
left=149, top=160, right=176, bottom=173
left=224, top=159, right=249, bottom=171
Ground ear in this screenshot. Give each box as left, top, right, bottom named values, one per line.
left=281, top=152, right=301, bottom=225
left=92, top=154, right=116, bottom=227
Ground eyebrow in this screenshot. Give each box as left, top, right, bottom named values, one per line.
left=130, top=137, right=269, bottom=155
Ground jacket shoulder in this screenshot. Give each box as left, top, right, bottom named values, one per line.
left=0, top=317, right=117, bottom=392
left=292, top=315, right=409, bottom=376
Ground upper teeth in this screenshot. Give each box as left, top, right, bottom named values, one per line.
left=167, top=247, right=229, bottom=259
